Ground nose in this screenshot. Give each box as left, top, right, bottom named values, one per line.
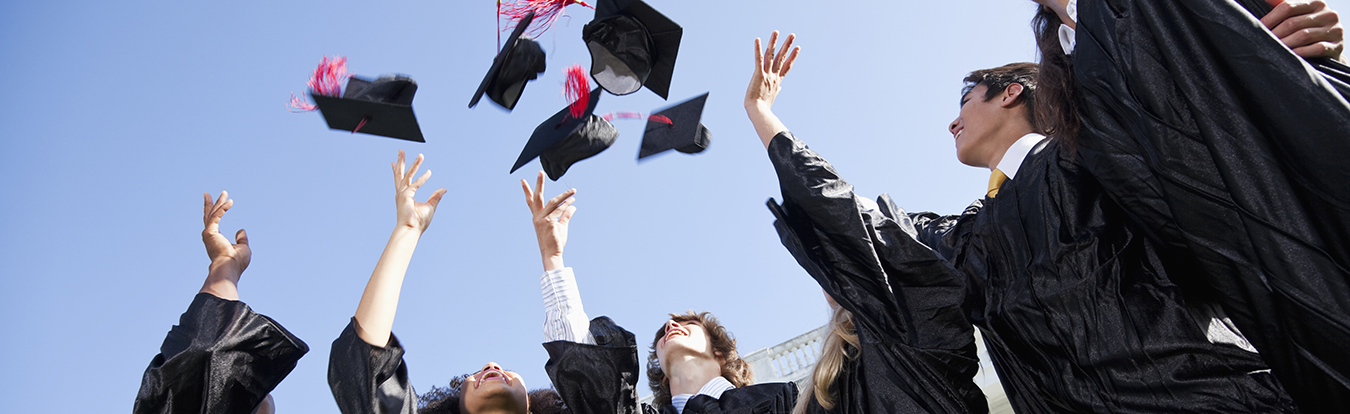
left=666, top=320, right=681, bottom=331
left=949, top=117, right=961, bottom=136
left=483, top=362, right=502, bottom=371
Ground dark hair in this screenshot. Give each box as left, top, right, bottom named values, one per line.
left=961, top=62, right=1040, bottom=130
left=1031, top=5, right=1079, bottom=143
left=416, top=375, right=569, bottom=414
left=646, top=311, right=753, bottom=408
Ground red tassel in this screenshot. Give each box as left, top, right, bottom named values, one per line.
left=500, top=0, right=594, bottom=38
left=564, top=64, right=590, bottom=119
left=288, top=55, right=350, bottom=112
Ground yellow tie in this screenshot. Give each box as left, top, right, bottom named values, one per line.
left=987, top=168, right=1008, bottom=198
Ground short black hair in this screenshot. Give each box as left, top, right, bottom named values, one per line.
left=961, top=62, right=1039, bottom=128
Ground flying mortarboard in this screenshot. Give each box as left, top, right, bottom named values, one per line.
left=583, top=0, right=682, bottom=99
left=471, top=11, right=548, bottom=111
left=510, top=88, right=618, bottom=180
left=312, top=75, right=425, bottom=142
left=639, top=92, right=710, bottom=159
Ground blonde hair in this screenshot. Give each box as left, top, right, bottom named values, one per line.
left=793, top=304, right=859, bottom=414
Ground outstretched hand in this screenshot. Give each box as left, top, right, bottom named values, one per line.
left=203, top=191, right=251, bottom=276
left=392, top=150, right=448, bottom=233
left=1262, top=0, right=1345, bottom=61
left=745, top=31, right=800, bottom=111
left=521, top=171, right=577, bottom=272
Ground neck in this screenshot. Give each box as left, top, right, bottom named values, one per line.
left=667, top=354, right=724, bottom=396
left=984, top=123, right=1035, bottom=172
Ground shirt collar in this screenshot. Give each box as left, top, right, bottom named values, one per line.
left=669, top=376, right=736, bottom=414
left=995, top=133, right=1048, bottom=180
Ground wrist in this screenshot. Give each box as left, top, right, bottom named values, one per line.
left=543, top=254, right=565, bottom=272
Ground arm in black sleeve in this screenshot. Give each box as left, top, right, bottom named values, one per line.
left=328, top=318, right=417, bottom=414
left=543, top=316, right=641, bottom=414
left=135, top=292, right=309, bottom=414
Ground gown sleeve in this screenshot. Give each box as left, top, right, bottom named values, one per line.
left=327, top=318, right=417, bottom=414
left=542, top=316, right=641, bottom=414
left=764, top=131, right=986, bottom=412
left=1071, top=0, right=1350, bottom=410
left=134, top=292, right=309, bottom=414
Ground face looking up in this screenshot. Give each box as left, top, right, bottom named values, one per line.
left=656, top=319, right=719, bottom=369
left=461, top=362, right=529, bottom=414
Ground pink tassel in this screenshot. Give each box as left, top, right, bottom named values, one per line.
left=500, top=0, right=594, bottom=38
left=564, top=64, right=590, bottom=119
left=288, top=56, right=350, bottom=112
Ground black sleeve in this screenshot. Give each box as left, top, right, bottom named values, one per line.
left=328, top=319, right=417, bottom=414
left=543, top=316, right=641, bottom=414
left=766, top=130, right=973, bottom=350
left=1073, top=0, right=1350, bottom=409
left=134, top=292, right=309, bottom=414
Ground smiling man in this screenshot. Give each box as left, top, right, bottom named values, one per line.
left=746, top=30, right=1300, bottom=412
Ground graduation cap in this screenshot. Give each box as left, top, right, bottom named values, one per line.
left=639, top=92, right=710, bottom=159
left=510, top=88, right=618, bottom=180
left=582, top=0, right=682, bottom=99
left=471, top=11, right=547, bottom=111
left=312, top=75, right=425, bottom=142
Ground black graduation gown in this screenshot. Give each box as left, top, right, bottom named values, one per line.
left=1072, top=0, right=1350, bottom=410
left=647, top=383, right=800, bottom=414
left=765, top=139, right=986, bottom=413
left=134, top=292, right=309, bottom=414
left=543, top=316, right=642, bottom=414
left=327, top=319, right=417, bottom=414
left=766, top=131, right=1296, bottom=413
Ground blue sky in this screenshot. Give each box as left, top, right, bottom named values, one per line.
left=3, top=0, right=1337, bottom=412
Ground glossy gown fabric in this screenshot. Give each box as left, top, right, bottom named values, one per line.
left=766, top=132, right=1297, bottom=413
left=645, top=384, right=800, bottom=414
left=328, top=319, right=417, bottom=414
left=1072, top=0, right=1350, bottom=410
left=765, top=150, right=986, bottom=412
left=543, top=316, right=642, bottom=414
left=134, top=293, right=309, bottom=414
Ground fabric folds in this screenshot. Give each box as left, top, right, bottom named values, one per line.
left=1073, top=0, right=1350, bottom=410
left=328, top=319, right=417, bottom=414
left=134, top=292, right=309, bottom=414
left=543, top=316, right=642, bottom=414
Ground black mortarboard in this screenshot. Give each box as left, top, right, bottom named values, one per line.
left=312, top=75, right=425, bottom=142
left=511, top=89, right=618, bottom=180
left=582, top=0, right=682, bottom=99
left=471, top=12, right=547, bottom=111
left=639, top=92, right=710, bottom=159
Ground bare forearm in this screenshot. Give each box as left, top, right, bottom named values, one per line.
left=354, top=226, right=422, bottom=347
left=746, top=102, right=789, bottom=149
left=199, top=260, right=243, bottom=301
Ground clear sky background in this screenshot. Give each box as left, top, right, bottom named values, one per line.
left=3, top=0, right=1339, bottom=412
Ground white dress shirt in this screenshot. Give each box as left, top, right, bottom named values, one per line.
left=541, top=267, right=594, bottom=344
left=670, top=376, right=735, bottom=414
left=996, top=133, right=1049, bottom=180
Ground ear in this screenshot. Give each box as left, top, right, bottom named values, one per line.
left=1000, top=83, right=1025, bottom=108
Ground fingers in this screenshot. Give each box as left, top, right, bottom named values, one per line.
left=521, top=178, right=536, bottom=208
left=763, top=31, right=780, bottom=72
left=542, top=188, right=577, bottom=217
left=1293, top=39, right=1344, bottom=57
left=754, top=37, right=764, bottom=74
left=781, top=46, right=801, bottom=77
left=394, top=150, right=406, bottom=184
left=206, top=191, right=230, bottom=229
left=235, top=229, right=249, bottom=245
left=558, top=204, right=577, bottom=224
left=426, top=188, right=448, bottom=209
left=772, top=33, right=796, bottom=73
left=1272, top=7, right=1337, bottom=38
left=534, top=171, right=546, bottom=205
left=1264, top=0, right=1327, bottom=31
left=405, top=153, right=425, bottom=185
left=411, top=170, right=432, bottom=190
left=203, top=192, right=214, bottom=225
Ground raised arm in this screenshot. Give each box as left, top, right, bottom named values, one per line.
left=744, top=30, right=799, bottom=149
left=521, top=171, right=594, bottom=344
left=352, top=150, right=447, bottom=347
left=199, top=191, right=250, bottom=301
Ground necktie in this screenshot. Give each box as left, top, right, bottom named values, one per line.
left=987, top=168, right=1008, bottom=198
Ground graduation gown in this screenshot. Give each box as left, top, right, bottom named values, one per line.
left=1072, top=0, right=1350, bottom=410
left=327, top=319, right=417, bottom=414
left=543, top=316, right=642, bottom=414
left=646, top=383, right=800, bottom=414
left=766, top=131, right=1296, bottom=413
left=766, top=143, right=986, bottom=413
left=134, top=293, right=309, bottom=414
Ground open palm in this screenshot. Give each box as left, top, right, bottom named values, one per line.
left=392, top=150, right=447, bottom=232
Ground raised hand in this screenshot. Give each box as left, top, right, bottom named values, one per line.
left=745, top=31, right=800, bottom=111
left=521, top=171, right=577, bottom=272
left=200, top=191, right=250, bottom=300
left=1262, top=0, right=1345, bottom=61
left=391, top=150, right=448, bottom=233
